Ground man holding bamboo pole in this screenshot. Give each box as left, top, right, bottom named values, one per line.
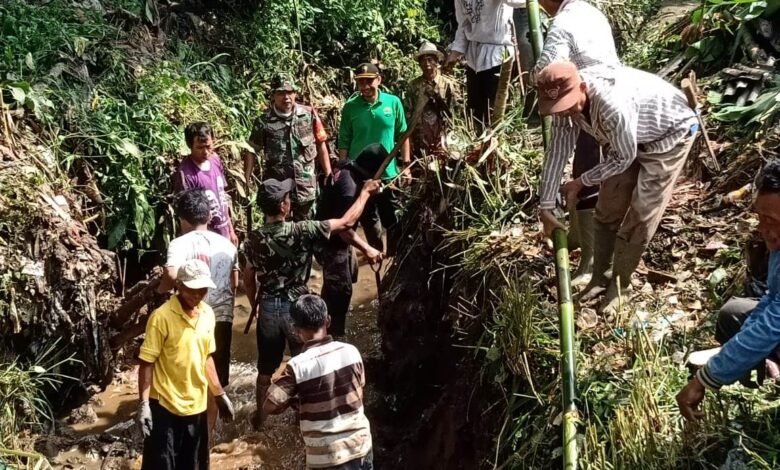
left=536, top=62, right=697, bottom=315
left=534, top=0, right=619, bottom=287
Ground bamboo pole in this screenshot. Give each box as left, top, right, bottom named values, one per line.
left=526, top=0, right=551, bottom=148
left=552, top=228, right=578, bottom=470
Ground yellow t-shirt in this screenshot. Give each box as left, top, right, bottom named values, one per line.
left=138, top=295, right=216, bottom=416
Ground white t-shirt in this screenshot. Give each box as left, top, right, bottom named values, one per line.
left=166, top=230, right=238, bottom=322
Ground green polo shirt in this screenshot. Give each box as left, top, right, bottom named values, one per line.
left=337, top=91, right=408, bottom=180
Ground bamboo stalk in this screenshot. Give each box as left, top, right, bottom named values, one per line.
left=491, top=55, right=514, bottom=124
left=526, top=0, right=551, bottom=148
left=552, top=228, right=578, bottom=470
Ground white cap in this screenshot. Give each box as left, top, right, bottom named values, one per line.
left=177, top=259, right=216, bottom=289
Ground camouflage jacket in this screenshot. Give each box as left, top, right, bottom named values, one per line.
left=244, top=219, right=331, bottom=301
left=406, top=74, right=460, bottom=157
left=249, top=104, right=327, bottom=203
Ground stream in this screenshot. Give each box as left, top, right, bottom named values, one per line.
left=52, top=255, right=384, bottom=470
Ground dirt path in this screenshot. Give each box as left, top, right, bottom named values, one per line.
left=52, top=253, right=384, bottom=470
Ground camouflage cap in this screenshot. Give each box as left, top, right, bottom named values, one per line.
left=270, top=74, right=297, bottom=92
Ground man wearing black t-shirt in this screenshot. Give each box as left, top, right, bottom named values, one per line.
left=318, top=144, right=385, bottom=336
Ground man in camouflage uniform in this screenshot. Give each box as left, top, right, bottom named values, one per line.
left=406, top=41, right=460, bottom=160
left=243, top=177, right=380, bottom=430
left=245, top=76, right=332, bottom=221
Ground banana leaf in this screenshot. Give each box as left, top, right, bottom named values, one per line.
left=712, top=86, right=780, bottom=124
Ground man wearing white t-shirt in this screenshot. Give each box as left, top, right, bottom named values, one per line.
left=158, top=188, right=239, bottom=434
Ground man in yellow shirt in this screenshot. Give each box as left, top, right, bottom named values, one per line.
left=136, top=259, right=235, bottom=470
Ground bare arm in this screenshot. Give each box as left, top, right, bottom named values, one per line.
left=327, top=180, right=380, bottom=234
left=243, top=266, right=257, bottom=310
left=339, top=229, right=382, bottom=263
left=243, top=151, right=255, bottom=189
left=205, top=356, right=225, bottom=396
left=230, top=268, right=239, bottom=294
left=157, top=266, right=177, bottom=294
left=400, top=139, right=410, bottom=165
left=138, top=361, right=154, bottom=401
left=317, top=141, right=332, bottom=176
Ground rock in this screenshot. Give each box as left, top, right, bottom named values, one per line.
left=68, top=404, right=98, bottom=424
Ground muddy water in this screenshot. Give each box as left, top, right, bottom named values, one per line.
left=54, top=253, right=384, bottom=470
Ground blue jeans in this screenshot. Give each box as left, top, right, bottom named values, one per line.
left=255, top=297, right=303, bottom=375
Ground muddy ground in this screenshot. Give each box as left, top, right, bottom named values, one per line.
left=49, top=254, right=386, bottom=470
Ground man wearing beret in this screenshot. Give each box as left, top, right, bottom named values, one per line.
left=536, top=62, right=697, bottom=314
left=338, top=63, right=409, bottom=255
left=246, top=75, right=332, bottom=221
left=243, top=176, right=380, bottom=429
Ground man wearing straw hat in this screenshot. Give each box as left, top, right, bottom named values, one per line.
left=406, top=41, right=460, bottom=160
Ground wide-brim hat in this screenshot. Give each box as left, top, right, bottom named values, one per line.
left=415, top=41, right=444, bottom=61
left=537, top=62, right=583, bottom=116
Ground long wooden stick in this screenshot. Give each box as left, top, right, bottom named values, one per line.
left=553, top=228, right=578, bottom=470
left=372, top=94, right=430, bottom=180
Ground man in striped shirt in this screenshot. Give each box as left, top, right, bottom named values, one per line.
left=537, top=62, right=698, bottom=314
left=264, top=294, right=373, bottom=469
left=534, top=0, right=619, bottom=286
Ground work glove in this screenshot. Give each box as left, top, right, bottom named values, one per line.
left=215, top=393, right=235, bottom=423
left=136, top=400, right=153, bottom=438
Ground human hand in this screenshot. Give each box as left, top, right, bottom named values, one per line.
left=539, top=209, right=565, bottom=239
left=444, top=51, right=464, bottom=71
left=365, top=247, right=384, bottom=265
left=230, top=227, right=239, bottom=247
left=215, top=393, right=235, bottom=423
left=323, top=172, right=335, bottom=187
left=136, top=400, right=153, bottom=438
left=362, top=179, right=382, bottom=195
left=400, top=167, right=412, bottom=186
left=561, top=178, right=584, bottom=205
left=675, top=377, right=706, bottom=421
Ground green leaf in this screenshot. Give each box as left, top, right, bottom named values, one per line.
left=107, top=217, right=128, bottom=249
left=8, top=86, right=25, bottom=104
left=24, top=52, right=34, bottom=70
left=115, top=140, right=142, bottom=158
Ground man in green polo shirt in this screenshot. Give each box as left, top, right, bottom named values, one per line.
left=338, top=63, right=409, bottom=255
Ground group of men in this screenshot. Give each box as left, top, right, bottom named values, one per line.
left=131, top=0, right=780, bottom=468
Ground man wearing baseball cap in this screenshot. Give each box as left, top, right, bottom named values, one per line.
left=338, top=62, right=409, bottom=255
left=536, top=62, right=697, bottom=314
left=406, top=41, right=460, bottom=160
left=137, top=258, right=235, bottom=470
left=245, top=74, right=332, bottom=221
left=243, top=175, right=380, bottom=429
left=533, top=0, right=619, bottom=288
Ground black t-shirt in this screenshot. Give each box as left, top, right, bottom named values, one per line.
left=317, top=166, right=361, bottom=249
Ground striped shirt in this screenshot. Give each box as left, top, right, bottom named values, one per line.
left=539, top=67, right=698, bottom=210
left=533, top=0, right=619, bottom=76
left=266, top=336, right=371, bottom=468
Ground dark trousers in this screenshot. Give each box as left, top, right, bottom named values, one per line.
left=323, top=450, right=374, bottom=470
left=256, top=297, right=303, bottom=375
left=466, top=64, right=502, bottom=126
left=142, top=400, right=208, bottom=470
left=359, top=188, right=400, bottom=256
left=321, top=245, right=353, bottom=337
left=213, top=321, right=232, bottom=387
left=573, top=131, right=601, bottom=210
left=715, top=297, right=780, bottom=362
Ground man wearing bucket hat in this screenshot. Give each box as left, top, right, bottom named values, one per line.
left=245, top=74, right=332, bottom=221
left=534, top=0, right=619, bottom=288
left=535, top=62, right=697, bottom=315
left=137, top=258, right=235, bottom=470
left=243, top=176, right=380, bottom=429
left=338, top=63, right=409, bottom=254
left=406, top=41, right=460, bottom=160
